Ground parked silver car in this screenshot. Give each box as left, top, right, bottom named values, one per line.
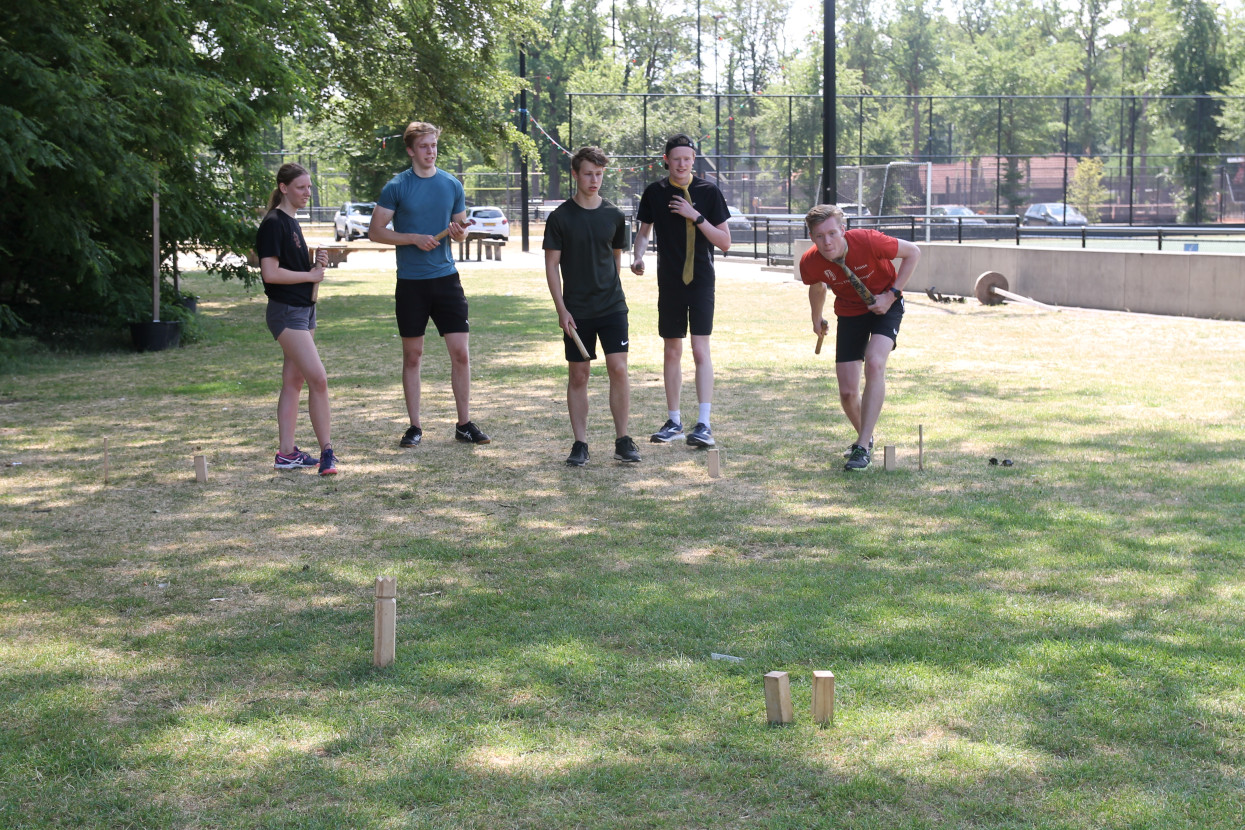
left=334, top=202, right=376, bottom=240
left=931, top=205, right=987, bottom=225
left=1023, top=203, right=1088, bottom=226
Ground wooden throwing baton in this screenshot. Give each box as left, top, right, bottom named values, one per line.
left=815, top=319, right=829, bottom=355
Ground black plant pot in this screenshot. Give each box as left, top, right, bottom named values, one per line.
left=130, top=320, right=183, bottom=352
left=175, top=294, right=198, bottom=314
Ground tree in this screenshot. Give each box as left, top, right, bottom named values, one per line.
left=0, top=0, right=333, bottom=334
left=1163, top=0, right=1229, bottom=222
left=1068, top=156, right=1108, bottom=220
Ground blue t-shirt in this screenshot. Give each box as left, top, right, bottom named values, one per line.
left=377, top=167, right=466, bottom=280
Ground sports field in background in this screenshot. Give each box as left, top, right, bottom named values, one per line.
left=3, top=249, right=1245, bottom=828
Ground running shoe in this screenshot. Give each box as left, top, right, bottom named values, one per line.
left=613, top=436, right=641, bottom=462
left=455, top=421, right=491, bottom=444
left=686, top=422, right=715, bottom=448
left=566, top=441, right=589, bottom=467
left=650, top=419, right=684, bottom=443
left=844, top=443, right=871, bottom=471
left=843, top=437, right=874, bottom=460
left=274, top=447, right=318, bottom=469
left=318, top=445, right=338, bottom=476
left=400, top=425, right=422, bottom=447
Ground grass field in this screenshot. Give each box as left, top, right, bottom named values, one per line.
left=3, top=251, right=1245, bottom=829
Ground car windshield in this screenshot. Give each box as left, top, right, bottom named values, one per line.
left=947, top=207, right=972, bottom=216
left=474, top=209, right=503, bottom=219
left=349, top=205, right=373, bottom=216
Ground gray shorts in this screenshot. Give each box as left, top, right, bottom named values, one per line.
left=266, top=301, right=317, bottom=339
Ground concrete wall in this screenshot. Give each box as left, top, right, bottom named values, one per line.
left=792, top=240, right=1245, bottom=320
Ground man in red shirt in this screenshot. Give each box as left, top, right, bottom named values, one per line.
left=800, top=204, right=922, bottom=471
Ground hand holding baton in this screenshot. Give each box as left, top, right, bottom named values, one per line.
left=814, top=319, right=829, bottom=355
left=432, top=218, right=475, bottom=242
left=567, top=326, right=591, bottom=360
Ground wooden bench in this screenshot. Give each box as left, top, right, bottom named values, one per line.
left=457, top=236, right=505, bottom=261
left=481, top=240, right=504, bottom=261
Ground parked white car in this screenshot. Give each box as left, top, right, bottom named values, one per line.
left=464, top=206, right=510, bottom=241
left=334, top=202, right=376, bottom=241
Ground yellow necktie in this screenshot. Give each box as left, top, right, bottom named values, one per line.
left=671, top=179, right=695, bottom=285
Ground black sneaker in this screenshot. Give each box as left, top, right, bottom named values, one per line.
left=843, top=436, right=874, bottom=460
left=686, top=422, right=715, bottom=448
left=318, top=445, right=338, bottom=476
left=400, top=425, right=422, bottom=447
left=650, top=419, right=684, bottom=443
left=566, top=441, right=589, bottom=467
left=844, top=443, right=871, bottom=471
left=455, top=421, right=491, bottom=444
left=613, top=436, right=641, bottom=462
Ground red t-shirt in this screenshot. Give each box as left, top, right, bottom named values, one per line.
left=800, top=229, right=900, bottom=317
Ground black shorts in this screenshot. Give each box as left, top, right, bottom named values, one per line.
left=395, top=274, right=469, bottom=338
left=836, top=299, right=904, bottom=363
left=565, top=311, right=629, bottom=363
left=657, top=278, right=715, bottom=338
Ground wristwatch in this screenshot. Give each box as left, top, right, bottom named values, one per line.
left=693, top=214, right=706, bottom=225
left=890, top=287, right=903, bottom=299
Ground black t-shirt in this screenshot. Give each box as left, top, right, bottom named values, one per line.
left=543, top=198, right=628, bottom=318
left=635, top=176, right=730, bottom=286
left=256, top=209, right=315, bottom=306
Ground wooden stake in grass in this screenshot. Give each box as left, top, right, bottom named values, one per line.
left=764, top=671, right=793, bottom=725
left=707, top=448, right=720, bottom=478
left=194, top=454, right=208, bottom=483
left=103, top=437, right=110, bottom=485
left=884, top=445, right=896, bottom=471
left=373, top=576, right=397, bottom=668
left=812, top=670, right=835, bottom=725
left=919, top=424, right=924, bottom=471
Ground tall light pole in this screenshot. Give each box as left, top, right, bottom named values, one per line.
left=696, top=0, right=702, bottom=95
left=821, top=0, right=837, bottom=204
left=712, top=13, right=725, bottom=95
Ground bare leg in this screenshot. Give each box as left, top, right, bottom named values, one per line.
left=690, top=334, right=713, bottom=407
left=857, top=335, right=894, bottom=447
left=567, top=360, right=590, bottom=443
left=444, top=332, right=471, bottom=424
left=276, top=329, right=330, bottom=452
left=835, top=359, right=864, bottom=438
left=663, top=337, right=683, bottom=414
left=401, top=336, right=424, bottom=427
left=605, top=351, right=630, bottom=438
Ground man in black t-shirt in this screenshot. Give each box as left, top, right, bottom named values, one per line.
left=544, top=146, right=638, bottom=467
left=631, top=134, right=731, bottom=449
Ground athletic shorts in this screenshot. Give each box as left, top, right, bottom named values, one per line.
left=564, top=311, right=629, bottom=363
left=395, top=273, right=470, bottom=338
left=657, top=278, right=715, bottom=338
left=266, top=300, right=316, bottom=340
left=836, top=298, right=904, bottom=363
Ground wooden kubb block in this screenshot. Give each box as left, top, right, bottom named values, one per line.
left=764, top=671, right=794, bottom=725
left=194, top=454, right=208, bottom=483
left=811, top=670, right=835, bottom=725
left=373, top=576, right=397, bottom=667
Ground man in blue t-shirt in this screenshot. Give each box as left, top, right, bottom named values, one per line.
left=370, top=121, right=490, bottom=447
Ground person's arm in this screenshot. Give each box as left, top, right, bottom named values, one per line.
left=808, top=282, right=829, bottom=335
left=260, top=257, right=325, bottom=285
left=614, top=247, right=623, bottom=277
left=630, top=222, right=653, bottom=274
left=368, top=205, right=441, bottom=251
left=544, top=249, right=574, bottom=334
left=668, top=196, right=731, bottom=252
left=448, top=210, right=470, bottom=242
left=868, top=239, right=921, bottom=314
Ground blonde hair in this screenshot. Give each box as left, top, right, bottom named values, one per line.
left=403, top=121, right=441, bottom=150
left=267, top=163, right=310, bottom=212
left=804, top=203, right=846, bottom=233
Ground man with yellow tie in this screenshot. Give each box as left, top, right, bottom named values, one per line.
left=631, top=134, right=732, bottom=448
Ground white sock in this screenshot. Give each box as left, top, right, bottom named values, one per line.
left=669, top=410, right=682, bottom=426
left=698, top=403, right=712, bottom=427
